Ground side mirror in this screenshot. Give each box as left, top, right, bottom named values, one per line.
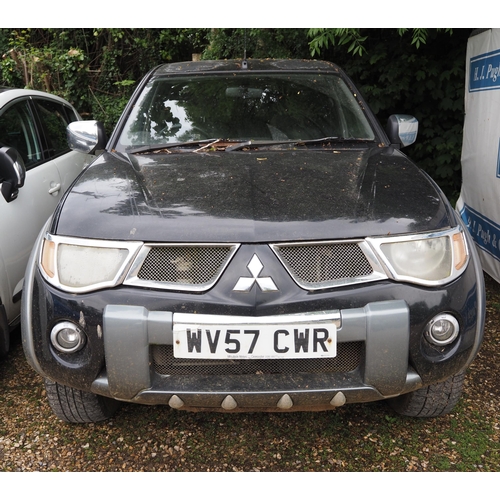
left=67, top=120, right=107, bottom=155
left=0, top=147, right=26, bottom=203
left=386, top=114, right=418, bottom=148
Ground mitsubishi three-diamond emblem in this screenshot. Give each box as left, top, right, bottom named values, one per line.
left=233, top=254, right=279, bottom=292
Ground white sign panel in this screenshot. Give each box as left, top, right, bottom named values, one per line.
left=457, top=29, right=500, bottom=283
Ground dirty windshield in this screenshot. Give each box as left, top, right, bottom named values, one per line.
left=117, top=73, right=376, bottom=152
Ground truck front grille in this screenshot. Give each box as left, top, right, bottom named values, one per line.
left=272, top=241, right=385, bottom=289
left=127, top=244, right=238, bottom=291
left=126, top=240, right=386, bottom=292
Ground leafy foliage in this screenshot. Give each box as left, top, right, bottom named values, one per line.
left=308, top=28, right=369, bottom=57
left=308, top=28, right=454, bottom=57
left=203, top=28, right=311, bottom=60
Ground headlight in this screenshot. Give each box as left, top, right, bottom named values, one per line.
left=381, top=236, right=451, bottom=281
left=40, top=235, right=142, bottom=293
left=367, top=227, right=468, bottom=286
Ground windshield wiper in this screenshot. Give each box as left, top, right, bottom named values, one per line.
left=128, top=138, right=221, bottom=154
left=129, top=138, right=286, bottom=154
left=224, top=139, right=297, bottom=152
left=224, top=137, right=375, bottom=152
left=128, top=137, right=373, bottom=154
left=294, top=137, right=375, bottom=146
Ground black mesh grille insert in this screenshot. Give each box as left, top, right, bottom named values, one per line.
left=152, top=342, right=362, bottom=376
left=274, top=243, right=374, bottom=286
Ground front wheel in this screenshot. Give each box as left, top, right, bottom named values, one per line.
left=389, top=370, right=466, bottom=418
left=45, top=379, right=121, bottom=423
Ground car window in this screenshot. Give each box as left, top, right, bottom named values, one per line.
left=118, top=73, right=376, bottom=149
left=33, top=98, right=77, bottom=159
left=0, top=99, right=42, bottom=170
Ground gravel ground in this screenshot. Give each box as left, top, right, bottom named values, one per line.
left=1, top=275, right=499, bottom=473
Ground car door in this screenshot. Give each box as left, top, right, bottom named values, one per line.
left=0, top=96, right=91, bottom=330
left=31, top=97, right=92, bottom=193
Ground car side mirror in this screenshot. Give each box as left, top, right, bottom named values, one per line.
left=386, top=114, right=418, bottom=148
left=0, top=146, right=26, bottom=203
left=67, top=120, right=107, bottom=155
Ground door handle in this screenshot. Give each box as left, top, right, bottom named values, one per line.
left=48, top=183, right=61, bottom=195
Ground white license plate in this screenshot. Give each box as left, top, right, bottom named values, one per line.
left=173, top=321, right=337, bottom=360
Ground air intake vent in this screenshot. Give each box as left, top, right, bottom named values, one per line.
left=271, top=241, right=385, bottom=290
left=125, top=244, right=238, bottom=291
left=152, top=342, right=363, bottom=376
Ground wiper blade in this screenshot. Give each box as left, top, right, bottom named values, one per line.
left=132, top=139, right=293, bottom=154
left=128, top=137, right=374, bottom=154
left=224, top=137, right=373, bottom=152
left=128, top=138, right=221, bottom=154
left=295, top=136, right=339, bottom=145
left=225, top=139, right=297, bottom=152
left=294, top=137, right=374, bottom=145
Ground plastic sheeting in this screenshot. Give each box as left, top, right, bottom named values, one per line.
left=457, top=28, right=500, bottom=283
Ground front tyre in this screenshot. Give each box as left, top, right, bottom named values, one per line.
left=389, top=371, right=466, bottom=418
left=45, top=379, right=121, bottom=423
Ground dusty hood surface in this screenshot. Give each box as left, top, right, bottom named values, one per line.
left=53, top=147, right=452, bottom=243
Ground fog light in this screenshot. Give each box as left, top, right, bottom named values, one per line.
left=50, top=322, right=86, bottom=353
left=425, top=314, right=459, bottom=346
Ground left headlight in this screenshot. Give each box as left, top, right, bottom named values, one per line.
left=40, top=235, right=142, bottom=293
left=367, top=227, right=469, bottom=286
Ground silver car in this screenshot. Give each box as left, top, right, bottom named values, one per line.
left=0, top=88, right=93, bottom=356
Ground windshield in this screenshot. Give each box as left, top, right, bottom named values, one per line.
left=117, top=73, right=376, bottom=151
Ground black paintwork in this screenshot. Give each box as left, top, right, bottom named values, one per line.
left=53, top=146, right=452, bottom=243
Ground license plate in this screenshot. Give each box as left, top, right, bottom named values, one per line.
left=173, top=320, right=337, bottom=360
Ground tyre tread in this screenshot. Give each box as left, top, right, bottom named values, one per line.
left=45, top=379, right=120, bottom=423
left=389, top=370, right=466, bottom=418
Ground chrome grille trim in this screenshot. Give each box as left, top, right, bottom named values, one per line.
left=271, top=240, right=387, bottom=290
left=124, top=243, right=239, bottom=291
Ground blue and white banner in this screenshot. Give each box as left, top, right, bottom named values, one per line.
left=460, top=203, right=500, bottom=260
left=469, top=49, right=500, bottom=92
left=457, top=29, right=500, bottom=282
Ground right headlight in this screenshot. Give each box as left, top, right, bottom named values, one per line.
left=367, top=227, right=469, bottom=286
left=40, top=235, right=142, bottom=293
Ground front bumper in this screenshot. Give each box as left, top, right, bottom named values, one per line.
left=94, top=300, right=417, bottom=410
left=24, top=277, right=480, bottom=411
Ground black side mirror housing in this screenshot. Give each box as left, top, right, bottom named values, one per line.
left=0, top=147, right=26, bottom=203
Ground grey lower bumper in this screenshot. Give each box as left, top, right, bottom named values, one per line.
left=94, top=300, right=421, bottom=410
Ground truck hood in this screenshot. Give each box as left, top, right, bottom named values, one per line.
left=53, top=147, right=452, bottom=243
